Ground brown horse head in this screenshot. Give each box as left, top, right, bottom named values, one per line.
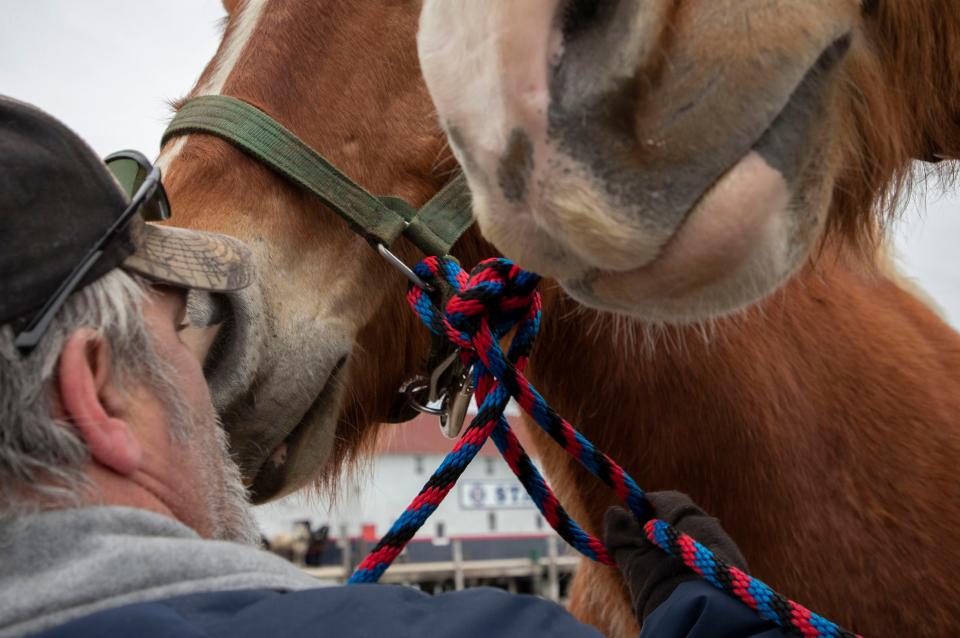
left=159, top=0, right=476, bottom=501
left=161, top=0, right=959, bottom=508
left=419, top=0, right=960, bottom=321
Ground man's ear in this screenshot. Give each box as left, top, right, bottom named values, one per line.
left=58, top=329, right=143, bottom=475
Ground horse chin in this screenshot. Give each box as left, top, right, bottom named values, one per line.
left=201, top=270, right=355, bottom=503
left=557, top=151, right=815, bottom=323
left=454, top=38, right=848, bottom=323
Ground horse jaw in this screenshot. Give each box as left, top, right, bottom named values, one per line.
left=195, top=246, right=354, bottom=503
left=419, top=0, right=857, bottom=323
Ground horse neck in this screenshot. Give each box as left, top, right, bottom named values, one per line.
left=515, top=243, right=960, bottom=537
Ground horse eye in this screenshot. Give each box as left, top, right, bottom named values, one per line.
left=862, top=0, right=879, bottom=16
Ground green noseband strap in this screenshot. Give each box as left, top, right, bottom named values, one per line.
left=161, top=95, right=473, bottom=257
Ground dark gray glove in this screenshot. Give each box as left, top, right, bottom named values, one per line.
left=604, top=491, right=749, bottom=625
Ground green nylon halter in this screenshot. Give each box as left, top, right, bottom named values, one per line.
left=161, top=94, right=474, bottom=257
left=161, top=94, right=474, bottom=424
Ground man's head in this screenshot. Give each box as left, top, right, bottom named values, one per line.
left=0, top=96, right=259, bottom=545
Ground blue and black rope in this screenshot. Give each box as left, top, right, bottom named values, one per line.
left=349, top=256, right=860, bottom=638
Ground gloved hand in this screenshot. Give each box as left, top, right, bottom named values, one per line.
left=604, top=491, right=748, bottom=625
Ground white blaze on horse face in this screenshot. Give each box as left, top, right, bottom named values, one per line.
left=419, top=0, right=678, bottom=285
left=202, top=0, right=270, bottom=95
left=154, top=0, right=351, bottom=498
left=157, top=0, right=270, bottom=172
left=421, top=0, right=585, bottom=280
left=156, top=0, right=273, bottom=416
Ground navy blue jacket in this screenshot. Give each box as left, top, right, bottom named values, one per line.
left=31, top=580, right=785, bottom=638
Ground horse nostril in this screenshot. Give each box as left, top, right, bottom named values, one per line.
left=560, top=0, right=605, bottom=40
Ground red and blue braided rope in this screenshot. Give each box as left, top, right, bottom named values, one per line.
left=348, top=257, right=860, bottom=638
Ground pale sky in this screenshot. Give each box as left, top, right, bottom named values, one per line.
left=3, top=1, right=958, bottom=326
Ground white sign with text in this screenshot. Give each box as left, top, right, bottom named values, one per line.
left=459, top=480, right=534, bottom=510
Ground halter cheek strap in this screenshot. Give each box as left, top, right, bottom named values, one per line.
left=161, top=95, right=474, bottom=257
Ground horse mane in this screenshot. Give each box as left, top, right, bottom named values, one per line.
left=830, top=1, right=960, bottom=252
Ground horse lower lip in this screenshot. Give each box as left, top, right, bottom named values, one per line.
left=245, top=353, right=350, bottom=502
left=613, top=33, right=853, bottom=274
left=246, top=414, right=314, bottom=501
left=241, top=445, right=286, bottom=489
left=247, top=423, right=304, bottom=498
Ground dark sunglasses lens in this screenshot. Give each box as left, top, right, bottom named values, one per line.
left=106, top=156, right=149, bottom=197
left=138, top=181, right=172, bottom=222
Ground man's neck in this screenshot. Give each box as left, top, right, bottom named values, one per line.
left=81, top=464, right=182, bottom=529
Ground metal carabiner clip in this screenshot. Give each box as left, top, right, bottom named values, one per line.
left=400, top=353, right=461, bottom=417
left=400, top=351, right=475, bottom=439
left=430, top=351, right=475, bottom=439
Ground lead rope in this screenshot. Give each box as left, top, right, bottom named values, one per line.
left=348, top=257, right=860, bottom=638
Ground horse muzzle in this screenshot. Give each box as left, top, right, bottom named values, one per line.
left=420, top=0, right=857, bottom=321
left=191, top=261, right=353, bottom=503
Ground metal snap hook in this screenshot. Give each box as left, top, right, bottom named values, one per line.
left=427, top=351, right=460, bottom=404
left=377, top=244, right=434, bottom=291
left=440, top=366, right=474, bottom=440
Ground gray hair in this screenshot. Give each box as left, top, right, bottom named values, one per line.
left=0, top=269, right=178, bottom=517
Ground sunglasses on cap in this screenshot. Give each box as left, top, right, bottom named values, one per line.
left=14, top=151, right=172, bottom=354
left=103, top=150, right=172, bottom=220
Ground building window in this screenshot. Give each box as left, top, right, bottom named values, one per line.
left=436, top=522, right=446, bottom=539
left=414, top=455, right=424, bottom=474
left=487, top=512, right=497, bottom=532
left=485, top=457, right=495, bottom=476
left=535, top=515, right=544, bottom=530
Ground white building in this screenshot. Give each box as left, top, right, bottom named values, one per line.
left=255, top=414, right=559, bottom=565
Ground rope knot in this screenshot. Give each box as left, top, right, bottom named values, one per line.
left=410, top=257, right=541, bottom=363
left=446, top=258, right=540, bottom=339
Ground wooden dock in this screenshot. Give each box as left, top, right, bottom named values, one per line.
left=302, top=537, right=577, bottom=602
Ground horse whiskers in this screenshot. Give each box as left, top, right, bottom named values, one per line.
left=433, top=164, right=461, bottom=180
left=430, top=139, right=458, bottom=176
left=580, top=307, right=696, bottom=359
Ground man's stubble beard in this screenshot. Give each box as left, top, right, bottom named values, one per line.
left=180, top=399, right=261, bottom=546
left=145, top=340, right=261, bottom=546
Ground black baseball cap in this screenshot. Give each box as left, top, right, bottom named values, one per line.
left=0, top=96, right=254, bottom=336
